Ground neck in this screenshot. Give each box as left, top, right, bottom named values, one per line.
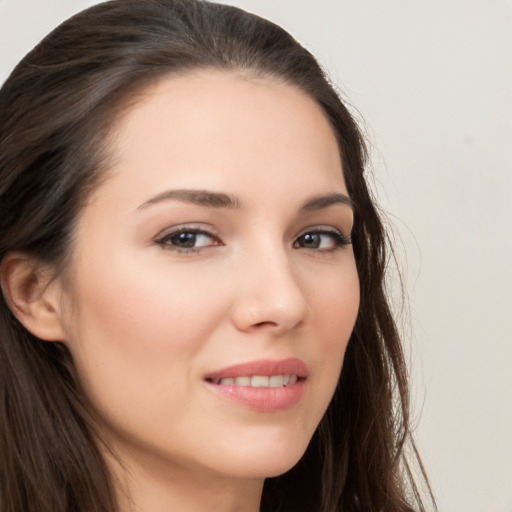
left=103, top=444, right=264, bottom=512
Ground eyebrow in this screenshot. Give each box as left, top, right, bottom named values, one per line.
left=137, top=189, right=241, bottom=210
left=300, top=193, right=354, bottom=212
left=137, top=189, right=353, bottom=212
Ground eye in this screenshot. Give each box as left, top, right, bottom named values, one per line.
left=293, top=229, right=351, bottom=251
left=155, top=227, right=221, bottom=253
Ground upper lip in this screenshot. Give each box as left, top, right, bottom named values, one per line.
left=204, top=357, right=308, bottom=382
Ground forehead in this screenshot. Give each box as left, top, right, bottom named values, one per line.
left=96, top=70, right=346, bottom=207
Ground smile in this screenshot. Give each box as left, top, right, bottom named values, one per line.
left=204, top=358, right=307, bottom=412
left=211, top=375, right=299, bottom=387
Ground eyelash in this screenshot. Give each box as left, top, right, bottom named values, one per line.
left=293, top=228, right=351, bottom=251
left=155, top=226, right=351, bottom=254
left=155, top=227, right=221, bottom=254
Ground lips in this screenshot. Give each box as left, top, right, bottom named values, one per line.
left=205, top=357, right=308, bottom=381
left=204, top=358, right=308, bottom=412
left=213, top=374, right=298, bottom=387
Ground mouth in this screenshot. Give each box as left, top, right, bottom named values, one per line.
left=203, top=358, right=307, bottom=412
left=207, top=374, right=299, bottom=387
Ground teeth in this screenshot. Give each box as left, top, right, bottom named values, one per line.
left=251, top=376, right=269, bottom=387
left=216, top=374, right=298, bottom=387
left=269, top=375, right=284, bottom=387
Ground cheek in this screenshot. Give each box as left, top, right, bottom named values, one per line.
left=328, top=264, right=359, bottom=363
left=307, top=255, right=360, bottom=342
left=298, top=255, right=360, bottom=422
left=62, top=255, right=231, bottom=414
left=75, top=255, right=225, bottom=351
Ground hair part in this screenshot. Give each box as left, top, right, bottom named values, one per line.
left=0, top=1, right=435, bottom=511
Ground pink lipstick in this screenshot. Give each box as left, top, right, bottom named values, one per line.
left=204, top=358, right=308, bottom=412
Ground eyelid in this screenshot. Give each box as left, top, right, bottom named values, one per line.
left=296, top=224, right=351, bottom=239
left=152, top=223, right=351, bottom=254
left=154, top=224, right=223, bottom=252
left=293, top=225, right=352, bottom=250
left=154, top=222, right=220, bottom=239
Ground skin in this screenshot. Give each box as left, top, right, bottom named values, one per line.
left=45, top=71, right=360, bottom=512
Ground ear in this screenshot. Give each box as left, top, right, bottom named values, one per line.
left=0, top=253, right=67, bottom=341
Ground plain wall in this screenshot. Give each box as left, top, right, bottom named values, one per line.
left=1, top=1, right=511, bottom=510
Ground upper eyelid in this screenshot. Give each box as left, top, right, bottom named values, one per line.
left=154, top=227, right=222, bottom=253
left=298, top=225, right=341, bottom=233
left=154, top=224, right=220, bottom=240
left=296, top=228, right=350, bottom=240
left=295, top=224, right=348, bottom=237
left=152, top=221, right=352, bottom=244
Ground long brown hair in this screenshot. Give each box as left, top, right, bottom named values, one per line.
left=0, top=1, right=435, bottom=511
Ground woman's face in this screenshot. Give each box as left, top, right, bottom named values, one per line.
left=55, top=71, right=359, bottom=481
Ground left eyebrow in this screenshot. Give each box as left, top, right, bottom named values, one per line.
left=300, top=193, right=354, bottom=212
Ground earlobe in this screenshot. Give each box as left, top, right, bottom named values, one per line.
left=0, top=253, right=67, bottom=342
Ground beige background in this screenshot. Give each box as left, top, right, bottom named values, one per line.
left=1, top=0, right=511, bottom=510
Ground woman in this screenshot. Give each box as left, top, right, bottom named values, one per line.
left=0, top=1, right=434, bottom=511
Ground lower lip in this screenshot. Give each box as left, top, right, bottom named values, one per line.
left=205, top=380, right=305, bottom=412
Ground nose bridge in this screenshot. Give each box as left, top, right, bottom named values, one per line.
left=231, top=235, right=308, bottom=332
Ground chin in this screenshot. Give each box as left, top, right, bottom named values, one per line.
left=212, top=430, right=313, bottom=480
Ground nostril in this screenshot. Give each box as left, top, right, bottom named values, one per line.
left=253, top=320, right=276, bottom=328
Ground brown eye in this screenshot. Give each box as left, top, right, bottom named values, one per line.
left=297, top=233, right=322, bottom=248
left=294, top=230, right=350, bottom=251
left=156, top=228, right=220, bottom=251
left=169, top=232, right=201, bottom=248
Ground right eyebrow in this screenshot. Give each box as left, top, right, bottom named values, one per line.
left=136, top=189, right=242, bottom=210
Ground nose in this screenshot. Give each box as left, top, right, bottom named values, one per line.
left=230, top=245, right=309, bottom=334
